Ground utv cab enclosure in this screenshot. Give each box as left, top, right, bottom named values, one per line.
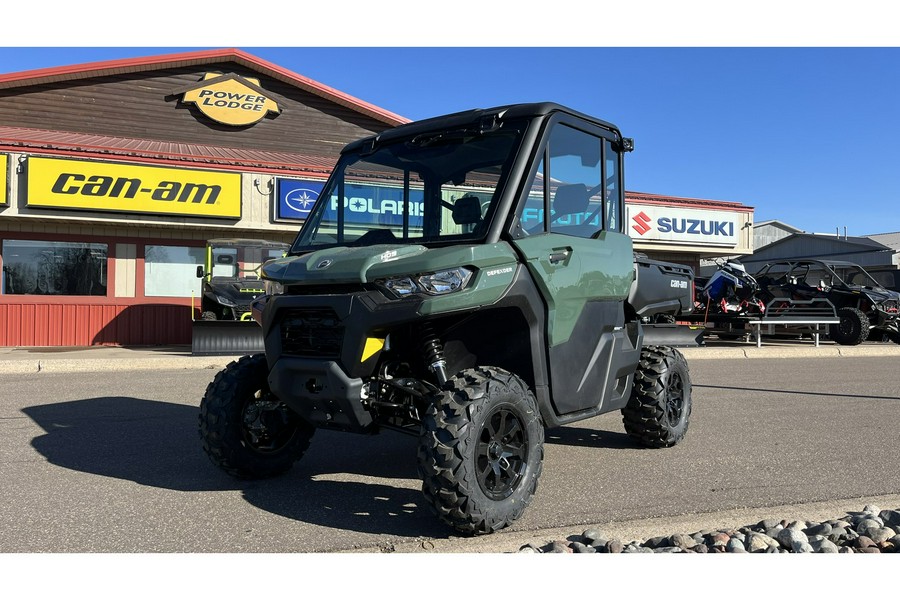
left=199, top=103, right=696, bottom=535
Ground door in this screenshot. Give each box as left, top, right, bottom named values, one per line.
left=511, top=119, right=638, bottom=417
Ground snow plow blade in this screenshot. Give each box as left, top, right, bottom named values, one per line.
left=191, top=321, right=265, bottom=356
left=642, top=324, right=706, bottom=348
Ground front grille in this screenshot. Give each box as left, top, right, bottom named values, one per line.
left=881, top=300, right=899, bottom=314
left=280, top=308, right=343, bottom=358
left=286, top=283, right=372, bottom=296
left=234, top=304, right=252, bottom=315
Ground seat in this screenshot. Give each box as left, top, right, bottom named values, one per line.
left=452, top=195, right=483, bottom=225
left=552, top=183, right=590, bottom=217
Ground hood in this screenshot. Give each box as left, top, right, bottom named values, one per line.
left=261, top=242, right=518, bottom=285
left=205, top=279, right=267, bottom=301
left=858, top=286, right=900, bottom=305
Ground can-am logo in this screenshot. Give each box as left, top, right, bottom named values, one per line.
left=177, top=73, right=280, bottom=126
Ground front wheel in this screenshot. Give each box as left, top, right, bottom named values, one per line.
left=829, top=307, right=869, bottom=345
left=199, top=354, right=315, bottom=479
left=622, top=346, right=692, bottom=448
left=418, top=367, right=544, bottom=535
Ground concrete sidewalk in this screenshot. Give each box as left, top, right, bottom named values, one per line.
left=0, top=345, right=240, bottom=374
left=2, top=337, right=899, bottom=375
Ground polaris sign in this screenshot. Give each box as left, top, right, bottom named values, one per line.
left=626, top=205, right=738, bottom=246
left=277, top=178, right=326, bottom=221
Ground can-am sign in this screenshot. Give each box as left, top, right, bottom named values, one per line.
left=179, top=73, right=280, bottom=126
left=26, top=156, right=241, bottom=218
left=626, top=204, right=738, bottom=246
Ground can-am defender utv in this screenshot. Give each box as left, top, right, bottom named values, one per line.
left=199, top=103, right=696, bottom=535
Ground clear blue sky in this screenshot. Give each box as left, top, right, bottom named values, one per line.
left=2, top=7, right=898, bottom=238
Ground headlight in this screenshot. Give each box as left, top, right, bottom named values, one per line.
left=264, top=280, right=285, bottom=296
left=214, top=294, right=236, bottom=307
left=377, top=267, right=474, bottom=298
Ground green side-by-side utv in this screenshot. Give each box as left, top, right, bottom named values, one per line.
left=199, top=103, right=698, bottom=534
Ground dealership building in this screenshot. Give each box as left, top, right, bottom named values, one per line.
left=0, top=49, right=754, bottom=347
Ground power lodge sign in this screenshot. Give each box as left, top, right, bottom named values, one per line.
left=26, top=157, right=241, bottom=218
left=179, top=73, right=280, bottom=126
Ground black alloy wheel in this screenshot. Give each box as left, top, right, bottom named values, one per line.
left=664, top=370, right=686, bottom=429
left=475, top=405, right=529, bottom=500
left=199, top=354, right=315, bottom=479
left=418, top=366, right=544, bottom=535
left=241, top=394, right=300, bottom=454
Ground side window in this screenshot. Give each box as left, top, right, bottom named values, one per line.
left=548, top=125, right=603, bottom=238
left=515, top=122, right=621, bottom=239
left=517, top=157, right=545, bottom=234
left=604, top=139, right=621, bottom=231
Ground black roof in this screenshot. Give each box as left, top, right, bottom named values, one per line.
left=342, top=102, right=623, bottom=154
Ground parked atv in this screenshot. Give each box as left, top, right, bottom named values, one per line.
left=198, top=103, right=698, bottom=535
left=191, top=238, right=288, bottom=356
left=754, top=259, right=900, bottom=345
left=195, top=238, right=288, bottom=321
left=694, top=258, right=765, bottom=318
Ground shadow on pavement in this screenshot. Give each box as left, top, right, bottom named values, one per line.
left=22, top=397, right=448, bottom=539
left=544, top=425, right=637, bottom=449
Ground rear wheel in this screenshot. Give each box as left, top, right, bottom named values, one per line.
left=622, top=346, right=692, bottom=448
left=884, top=327, right=900, bottom=345
left=199, top=354, right=314, bottom=479
left=829, top=307, right=869, bottom=345
left=418, top=367, right=544, bottom=535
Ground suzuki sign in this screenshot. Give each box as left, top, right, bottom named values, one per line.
left=626, top=204, right=738, bottom=246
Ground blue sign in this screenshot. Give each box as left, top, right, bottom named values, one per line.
left=277, top=179, right=325, bottom=221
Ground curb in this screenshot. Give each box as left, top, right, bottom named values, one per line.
left=680, top=344, right=900, bottom=360
left=0, top=356, right=240, bottom=374
left=346, top=493, right=900, bottom=554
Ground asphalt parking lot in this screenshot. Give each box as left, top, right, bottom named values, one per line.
left=2, top=335, right=899, bottom=374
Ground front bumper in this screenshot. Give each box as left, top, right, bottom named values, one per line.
left=254, top=289, right=425, bottom=432
left=266, top=357, right=370, bottom=431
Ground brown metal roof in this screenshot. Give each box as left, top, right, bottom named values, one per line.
left=0, top=125, right=337, bottom=175
left=626, top=190, right=754, bottom=212
left=0, top=48, right=409, bottom=127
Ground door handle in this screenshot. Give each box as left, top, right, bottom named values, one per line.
left=549, top=248, right=570, bottom=265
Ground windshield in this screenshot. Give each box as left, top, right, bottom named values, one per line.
left=291, top=122, right=526, bottom=252
left=829, top=264, right=883, bottom=288
left=210, top=244, right=287, bottom=280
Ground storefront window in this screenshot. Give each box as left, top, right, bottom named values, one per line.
left=1, top=240, right=108, bottom=296
left=145, top=245, right=205, bottom=297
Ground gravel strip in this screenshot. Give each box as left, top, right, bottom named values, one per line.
left=518, top=504, right=900, bottom=553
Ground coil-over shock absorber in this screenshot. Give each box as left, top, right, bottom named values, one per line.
left=420, top=322, right=448, bottom=386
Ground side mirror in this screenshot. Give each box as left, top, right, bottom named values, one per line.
left=196, top=266, right=204, bottom=278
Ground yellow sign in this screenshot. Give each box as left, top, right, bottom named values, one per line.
left=181, top=73, right=280, bottom=126
left=0, top=154, right=7, bottom=206
left=26, top=157, right=241, bottom=218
